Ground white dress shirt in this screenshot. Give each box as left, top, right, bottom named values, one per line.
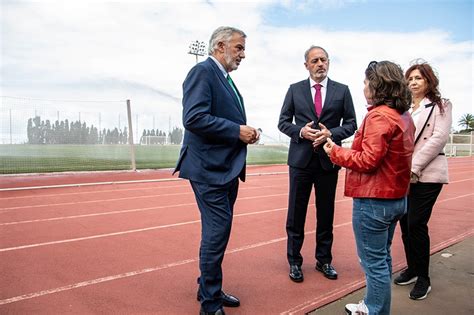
left=309, top=76, right=328, bottom=109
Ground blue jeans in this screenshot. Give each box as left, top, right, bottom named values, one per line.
left=352, top=197, right=407, bottom=315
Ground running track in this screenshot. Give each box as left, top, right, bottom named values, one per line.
left=0, top=157, right=472, bottom=314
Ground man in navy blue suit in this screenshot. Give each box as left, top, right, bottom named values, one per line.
left=174, top=26, right=259, bottom=315
left=278, top=46, right=357, bottom=284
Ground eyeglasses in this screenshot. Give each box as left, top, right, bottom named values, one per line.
left=368, top=60, right=378, bottom=70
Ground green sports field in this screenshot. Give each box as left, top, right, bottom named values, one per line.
left=0, top=144, right=289, bottom=174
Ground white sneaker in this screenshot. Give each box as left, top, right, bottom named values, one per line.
left=345, top=300, right=369, bottom=314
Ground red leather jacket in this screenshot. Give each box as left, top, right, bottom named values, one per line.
left=329, top=105, right=415, bottom=199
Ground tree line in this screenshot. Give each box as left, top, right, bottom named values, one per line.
left=26, top=116, right=183, bottom=145
left=141, top=127, right=183, bottom=145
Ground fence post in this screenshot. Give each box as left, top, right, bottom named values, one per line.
left=471, top=131, right=473, bottom=156
left=126, top=100, right=137, bottom=171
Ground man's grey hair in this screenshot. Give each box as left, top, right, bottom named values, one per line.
left=304, top=45, right=329, bottom=61
left=208, top=26, right=246, bottom=54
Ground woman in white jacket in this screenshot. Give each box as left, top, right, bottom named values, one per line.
left=394, top=60, right=452, bottom=300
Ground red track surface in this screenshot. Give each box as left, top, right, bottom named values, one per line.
left=0, top=158, right=472, bottom=314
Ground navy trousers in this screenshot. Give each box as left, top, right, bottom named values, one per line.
left=190, top=178, right=239, bottom=312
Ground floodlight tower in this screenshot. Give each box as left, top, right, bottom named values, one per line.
left=188, top=40, right=207, bottom=64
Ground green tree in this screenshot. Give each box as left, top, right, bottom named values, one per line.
left=458, top=113, right=474, bottom=131
left=169, top=127, right=183, bottom=144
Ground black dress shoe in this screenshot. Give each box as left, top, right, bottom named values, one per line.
left=197, top=290, right=240, bottom=307
left=289, top=264, right=304, bottom=282
left=199, top=307, right=225, bottom=315
left=316, top=262, right=338, bottom=280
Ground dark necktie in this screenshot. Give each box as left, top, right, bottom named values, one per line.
left=227, top=74, right=243, bottom=110
left=314, top=83, right=322, bottom=117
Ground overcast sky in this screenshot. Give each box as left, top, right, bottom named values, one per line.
left=1, top=0, right=472, bottom=142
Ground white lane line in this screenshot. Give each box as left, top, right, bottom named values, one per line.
left=1, top=192, right=192, bottom=211
left=1, top=193, right=351, bottom=226
left=0, top=258, right=198, bottom=305
left=0, top=185, right=288, bottom=211
left=0, top=202, right=197, bottom=226
left=0, top=171, right=289, bottom=193
left=0, top=219, right=200, bottom=252
left=0, top=191, right=468, bottom=250
left=0, top=174, right=290, bottom=201
left=0, top=215, right=470, bottom=306
left=0, top=177, right=183, bottom=192
left=0, top=223, right=353, bottom=306
left=437, top=193, right=474, bottom=203
left=0, top=204, right=299, bottom=252
left=0, top=183, right=189, bottom=200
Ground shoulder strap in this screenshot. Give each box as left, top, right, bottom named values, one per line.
left=414, top=103, right=435, bottom=145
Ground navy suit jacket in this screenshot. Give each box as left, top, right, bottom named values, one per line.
left=174, top=57, right=247, bottom=185
left=278, top=78, right=357, bottom=171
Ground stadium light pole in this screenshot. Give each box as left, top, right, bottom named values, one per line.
left=188, top=40, right=207, bottom=64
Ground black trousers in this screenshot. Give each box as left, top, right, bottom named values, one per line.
left=399, top=182, right=443, bottom=278
left=286, top=155, right=339, bottom=266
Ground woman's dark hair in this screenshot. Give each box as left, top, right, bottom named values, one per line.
left=405, top=61, right=444, bottom=113
left=365, top=61, right=412, bottom=113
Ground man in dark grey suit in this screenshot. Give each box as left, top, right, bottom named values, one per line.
left=278, top=46, right=357, bottom=283
left=174, top=26, right=259, bottom=315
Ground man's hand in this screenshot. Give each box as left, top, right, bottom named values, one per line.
left=240, top=125, right=260, bottom=144
left=312, top=123, right=332, bottom=148
left=301, top=121, right=319, bottom=141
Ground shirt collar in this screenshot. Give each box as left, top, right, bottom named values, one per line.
left=411, top=97, right=431, bottom=109
left=209, top=56, right=228, bottom=78
left=309, top=76, right=328, bottom=88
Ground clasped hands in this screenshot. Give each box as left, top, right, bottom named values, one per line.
left=301, top=122, right=332, bottom=148
left=239, top=125, right=260, bottom=144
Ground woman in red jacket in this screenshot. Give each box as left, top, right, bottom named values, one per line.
left=323, top=61, right=415, bottom=315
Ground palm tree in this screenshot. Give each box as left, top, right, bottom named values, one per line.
left=458, top=113, right=474, bottom=130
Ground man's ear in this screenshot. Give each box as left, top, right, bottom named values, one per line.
left=217, top=41, right=226, bottom=52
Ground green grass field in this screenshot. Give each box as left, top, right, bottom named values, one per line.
left=0, top=144, right=289, bottom=174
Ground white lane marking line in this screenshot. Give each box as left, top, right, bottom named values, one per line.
left=0, top=258, right=198, bottom=305
left=0, top=203, right=197, bottom=226
left=0, top=191, right=468, bottom=250
left=0, top=188, right=288, bottom=212
left=0, top=185, right=288, bottom=211
left=0, top=224, right=353, bottom=306
left=0, top=183, right=189, bottom=200
left=436, top=193, right=474, bottom=203
left=0, top=174, right=289, bottom=201
left=0, top=177, right=184, bottom=192
left=0, top=205, right=308, bottom=252
left=0, top=171, right=289, bottom=192
left=0, top=219, right=200, bottom=252
left=3, top=175, right=468, bottom=211
left=1, top=194, right=352, bottom=226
